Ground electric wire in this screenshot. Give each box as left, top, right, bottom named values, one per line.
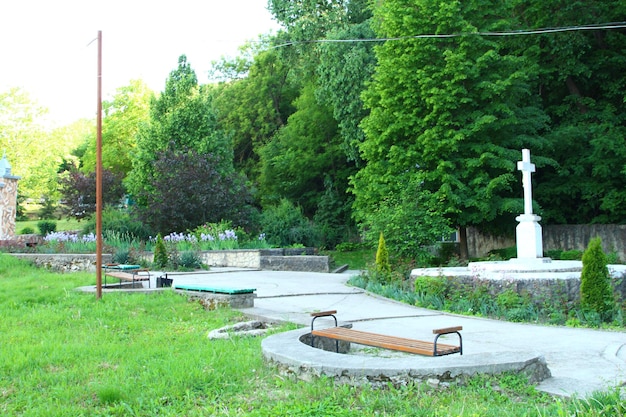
left=266, top=21, right=626, bottom=49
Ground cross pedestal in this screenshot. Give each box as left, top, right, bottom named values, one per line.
left=515, top=149, right=544, bottom=259
left=516, top=214, right=543, bottom=258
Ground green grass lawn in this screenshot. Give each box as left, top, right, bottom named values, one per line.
left=324, top=248, right=375, bottom=271
left=16, top=218, right=83, bottom=234
left=1, top=254, right=623, bottom=416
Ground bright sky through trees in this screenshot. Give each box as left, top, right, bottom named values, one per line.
left=0, top=0, right=280, bottom=125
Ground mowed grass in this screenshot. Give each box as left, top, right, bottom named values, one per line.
left=2, top=254, right=624, bottom=416
left=16, top=218, right=83, bottom=234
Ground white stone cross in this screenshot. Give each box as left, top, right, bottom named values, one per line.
left=517, top=149, right=535, bottom=215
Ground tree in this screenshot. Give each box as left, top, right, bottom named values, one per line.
left=316, top=18, right=376, bottom=163
left=126, top=56, right=234, bottom=210
left=259, top=84, right=344, bottom=216
left=518, top=0, right=626, bottom=224
left=80, top=80, right=152, bottom=177
left=58, top=167, right=125, bottom=219
left=134, top=146, right=254, bottom=234
left=0, top=88, right=93, bottom=206
left=354, top=0, right=550, bottom=258
left=212, top=36, right=299, bottom=179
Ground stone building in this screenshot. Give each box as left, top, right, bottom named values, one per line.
left=0, top=153, right=20, bottom=240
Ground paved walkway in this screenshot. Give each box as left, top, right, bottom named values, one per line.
left=165, top=269, right=625, bottom=397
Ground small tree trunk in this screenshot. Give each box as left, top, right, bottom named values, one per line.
left=459, top=227, right=469, bottom=260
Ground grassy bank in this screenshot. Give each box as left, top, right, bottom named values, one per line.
left=2, top=254, right=624, bottom=416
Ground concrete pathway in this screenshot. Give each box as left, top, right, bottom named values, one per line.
left=166, top=269, right=626, bottom=397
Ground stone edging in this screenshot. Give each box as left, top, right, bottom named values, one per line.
left=261, top=327, right=551, bottom=388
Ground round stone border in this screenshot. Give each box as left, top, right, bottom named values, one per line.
left=262, top=327, right=551, bottom=388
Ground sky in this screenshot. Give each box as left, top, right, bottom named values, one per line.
left=0, top=0, right=281, bottom=125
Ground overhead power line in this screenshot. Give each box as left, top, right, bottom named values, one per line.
left=269, top=21, right=626, bottom=49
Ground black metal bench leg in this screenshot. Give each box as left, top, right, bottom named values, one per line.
left=310, top=313, right=338, bottom=353
left=433, top=331, right=463, bottom=356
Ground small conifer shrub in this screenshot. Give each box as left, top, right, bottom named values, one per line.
left=153, top=234, right=168, bottom=269
left=375, top=231, right=390, bottom=273
left=580, top=237, right=615, bottom=322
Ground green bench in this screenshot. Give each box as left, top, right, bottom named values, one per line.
left=172, top=284, right=256, bottom=294
left=173, top=284, right=257, bottom=309
left=103, top=264, right=151, bottom=288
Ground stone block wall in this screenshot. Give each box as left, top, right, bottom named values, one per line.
left=201, top=249, right=261, bottom=268
left=0, top=177, right=19, bottom=240
left=467, top=224, right=626, bottom=260
left=261, top=255, right=330, bottom=272
left=11, top=253, right=112, bottom=272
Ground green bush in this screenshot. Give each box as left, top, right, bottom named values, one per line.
left=414, top=276, right=446, bottom=296
left=37, top=220, right=57, bottom=236
left=179, top=251, right=202, bottom=270
left=153, top=234, right=168, bottom=269
left=580, top=237, right=615, bottom=322
left=82, top=208, right=152, bottom=241
left=19, top=227, right=35, bottom=235
left=560, top=249, right=583, bottom=260
left=487, top=246, right=517, bottom=260
left=260, top=199, right=318, bottom=248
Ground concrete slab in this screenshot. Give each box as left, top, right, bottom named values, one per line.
left=81, top=267, right=626, bottom=398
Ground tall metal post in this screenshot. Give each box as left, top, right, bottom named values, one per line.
left=96, top=30, right=103, bottom=299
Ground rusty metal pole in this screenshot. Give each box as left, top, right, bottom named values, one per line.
left=96, top=30, right=103, bottom=299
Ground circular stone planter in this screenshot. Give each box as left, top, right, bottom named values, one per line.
left=262, top=327, right=551, bottom=388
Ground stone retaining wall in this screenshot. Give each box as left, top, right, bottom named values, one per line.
left=201, top=250, right=261, bottom=268
left=9, top=249, right=330, bottom=273
left=261, top=255, right=330, bottom=272
left=11, top=253, right=112, bottom=272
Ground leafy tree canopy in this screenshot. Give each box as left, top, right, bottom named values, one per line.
left=126, top=55, right=234, bottom=209
left=354, top=0, right=551, bottom=253
left=80, top=79, right=152, bottom=177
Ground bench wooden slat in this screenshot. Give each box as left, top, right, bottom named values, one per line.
left=433, top=326, right=462, bottom=334
left=105, top=271, right=150, bottom=281
left=310, top=310, right=337, bottom=317
left=312, top=327, right=461, bottom=356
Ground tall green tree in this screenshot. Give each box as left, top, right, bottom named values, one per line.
left=316, top=17, right=376, bottom=163
left=126, top=55, right=234, bottom=208
left=518, top=0, right=626, bottom=224
left=81, top=80, right=152, bottom=177
left=212, top=36, right=299, bottom=179
left=354, top=0, right=550, bottom=258
left=0, top=88, right=87, bottom=202
left=259, top=84, right=344, bottom=217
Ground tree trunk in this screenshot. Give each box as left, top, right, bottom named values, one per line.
left=459, top=227, right=469, bottom=260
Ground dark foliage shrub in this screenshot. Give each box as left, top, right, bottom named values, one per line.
left=134, top=147, right=255, bottom=235
left=20, top=227, right=35, bottom=235
left=58, top=168, right=125, bottom=220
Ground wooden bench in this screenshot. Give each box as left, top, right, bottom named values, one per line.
left=310, top=310, right=462, bottom=357
left=103, top=264, right=151, bottom=288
